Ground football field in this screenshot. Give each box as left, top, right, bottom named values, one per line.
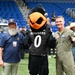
left=0, top=54, right=56, bottom=75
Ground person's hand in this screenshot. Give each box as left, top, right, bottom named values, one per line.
left=0, top=59, right=4, bottom=67
left=71, top=37, right=75, bottom=42
left=52, top=33, right=59, bottom=39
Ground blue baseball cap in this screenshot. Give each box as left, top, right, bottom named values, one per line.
left=8, top=19, right=16, bottom=25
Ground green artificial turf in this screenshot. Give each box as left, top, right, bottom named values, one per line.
left=0, top=54, right=56, bottom=75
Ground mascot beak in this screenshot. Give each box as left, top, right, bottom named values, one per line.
left=28, top=12, right=47, bottom=30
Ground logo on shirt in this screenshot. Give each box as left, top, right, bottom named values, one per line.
left=30, top=31, right=46, bottom=35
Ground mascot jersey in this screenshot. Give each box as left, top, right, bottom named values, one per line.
left=28, top=4, right=56, bottom=55
left=28, top=26, right=52, bottom=55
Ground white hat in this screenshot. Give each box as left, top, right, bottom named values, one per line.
left=70, top=22, right=75, bottom=28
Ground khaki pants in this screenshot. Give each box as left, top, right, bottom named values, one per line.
left=56, top=51, right=74, bottom=75
left=2, top=62, right=19, bottom=75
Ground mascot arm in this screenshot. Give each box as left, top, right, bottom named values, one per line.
left=22, top=31, right=31, bottom=49
left=48, top=34, right=56, bottom=48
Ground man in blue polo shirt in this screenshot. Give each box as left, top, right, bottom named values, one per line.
left=0, top=19, right=28, bottom=75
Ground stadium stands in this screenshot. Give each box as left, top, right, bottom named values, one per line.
left=0, top=0, right=28, bottom=29
left=26, top=0, right=75, bottom=3
left=25, top=1, right=75, bottom=32
left=0, top=0, right=75, bottom=32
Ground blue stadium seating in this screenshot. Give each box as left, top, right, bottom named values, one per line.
left=0, top=0, right=75, bottom=32
left=0, top=1, right=27, bottom=28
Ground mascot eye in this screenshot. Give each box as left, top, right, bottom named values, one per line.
left=30, top=20, right=34, bottom=25
left=36, top=17, right=43, bottom=24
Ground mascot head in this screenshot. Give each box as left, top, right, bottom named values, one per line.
left=28, top=4, right=48, bottom=31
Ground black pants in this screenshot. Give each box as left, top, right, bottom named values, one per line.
left=28, top=54, right=49, bottom=75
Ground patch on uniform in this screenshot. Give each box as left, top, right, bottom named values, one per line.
left=13, top=41, right=17, bottom=47
left=61, top=34, right=66, bottom=38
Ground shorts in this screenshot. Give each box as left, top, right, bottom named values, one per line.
left=28, top=54, right=49, bottom=75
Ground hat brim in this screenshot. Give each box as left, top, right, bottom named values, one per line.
left=8, top=22, right=16, bottom=25
left=70, top=23, right=75, bottom=28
